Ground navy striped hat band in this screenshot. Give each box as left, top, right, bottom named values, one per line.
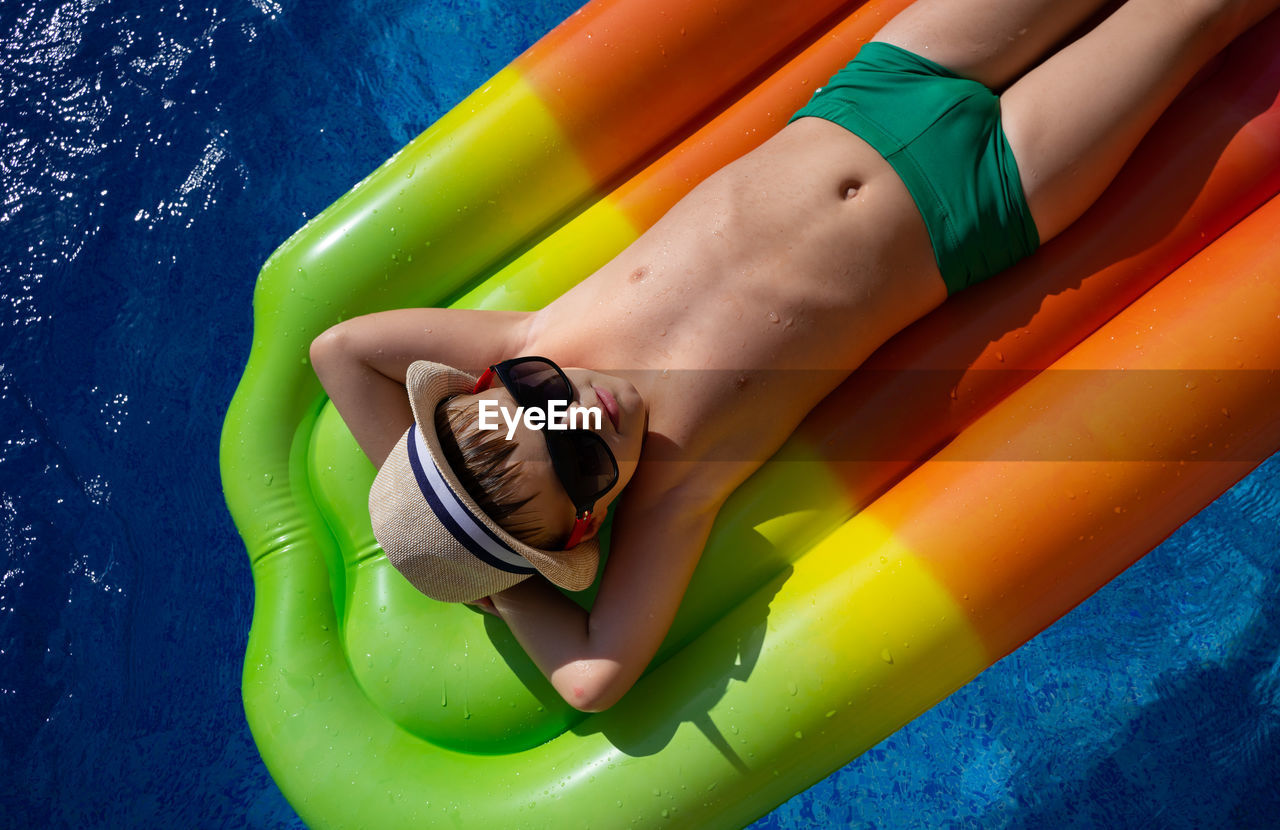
left=405, top=423, right=536, bottom=577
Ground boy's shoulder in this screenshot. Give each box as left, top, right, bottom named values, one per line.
left=623, top=453, right=748, bottom=521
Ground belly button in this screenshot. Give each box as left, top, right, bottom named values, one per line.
left=842, top=180, right=862, bottom=200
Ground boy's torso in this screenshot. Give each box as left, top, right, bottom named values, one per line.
left=530, top=117, right=948, bottom=503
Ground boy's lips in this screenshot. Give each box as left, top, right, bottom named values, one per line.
left=593, top=386, right=620, bottom=430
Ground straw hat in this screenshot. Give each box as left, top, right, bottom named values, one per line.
left=369, top=361, right=601, bottom=603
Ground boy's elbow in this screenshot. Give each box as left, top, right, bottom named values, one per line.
left=555, top=660, right=631, bottom=713
left=309, top=324, right=349, bottom=373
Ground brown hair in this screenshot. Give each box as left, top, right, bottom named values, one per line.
left=434, top=396, right=559, bottom=548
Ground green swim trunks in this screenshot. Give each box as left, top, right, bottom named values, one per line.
left=790, top=41, right=1040, bottom=296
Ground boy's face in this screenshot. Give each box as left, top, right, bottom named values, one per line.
left=466, top=367, right=647, bottom=543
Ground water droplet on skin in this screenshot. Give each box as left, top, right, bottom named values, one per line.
left=767, top=310, right=779, bottom=323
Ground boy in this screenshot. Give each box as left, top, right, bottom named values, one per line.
left=312, top=0, right=1278, bottom=712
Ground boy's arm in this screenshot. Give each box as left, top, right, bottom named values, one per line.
left=309, top=307, right=531, bottom=467
left=490, top=488, right=720, bottom=712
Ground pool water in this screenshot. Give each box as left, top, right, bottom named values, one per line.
left=2, top=0, right=1277, bottom=827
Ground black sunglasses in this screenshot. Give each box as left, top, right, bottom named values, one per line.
left=472, top=356, right=619, bottom=549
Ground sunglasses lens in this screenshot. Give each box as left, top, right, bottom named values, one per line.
left=503, top=359, right=571, bottom=407
left=546, top=431, right=618, bottom=506
left=494, top=357, right=621, bottom=515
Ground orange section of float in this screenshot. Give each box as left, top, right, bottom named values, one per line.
left=872, top=193, right=1280, bottom=659
left=704, top=14, right=1280, bottom=603
left=792, top=12, right=1280, bottom=509
left=614, top=0, right=912, bottom=228
left=515, top=0, right=858, bottom=184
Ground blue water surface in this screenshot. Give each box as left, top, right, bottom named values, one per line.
left=2, top=1, right=1277, bottom=828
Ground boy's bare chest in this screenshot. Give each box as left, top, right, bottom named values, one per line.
left=538, top=119, right=949, bottom=467
left=556, top=130, right=944, bottom=374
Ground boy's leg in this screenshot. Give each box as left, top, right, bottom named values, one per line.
left=872, top=0, right=1119, bottom=90
left=1000, top=0, right=1280, bottom=244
